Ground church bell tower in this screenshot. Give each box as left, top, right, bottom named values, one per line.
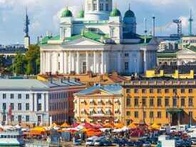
left=84, top=0, right=113, bottom=21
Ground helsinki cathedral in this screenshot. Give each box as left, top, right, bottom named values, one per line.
left=39, top=0, right=158, bottom=75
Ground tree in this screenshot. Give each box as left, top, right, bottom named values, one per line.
left=12, top=52, right=26, bottom=75
left=25, top=44, right=40, bottom=75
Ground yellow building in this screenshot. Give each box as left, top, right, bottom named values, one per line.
left=74, top=84, right=123, bottom=123
left=122, top=80, right=196, bottom=126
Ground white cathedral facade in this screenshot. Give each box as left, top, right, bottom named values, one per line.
left=40, top=0, right=158, bottom=75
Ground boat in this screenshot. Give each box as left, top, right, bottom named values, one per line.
left=0, top=126, right=24, bottom=146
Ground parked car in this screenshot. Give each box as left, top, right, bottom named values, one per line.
left=85, top=136, right=98, bottom=146
left=143, top=141, right=151, bottom=147
left=191, top=137, right=196, bottom=145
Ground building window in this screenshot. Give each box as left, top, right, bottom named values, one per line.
left=134, top=111, right=139, bottom=118
left=157, top=97, right=162, bottom=107
left=157, top=89, right=161, bottom=93
left=134, top=98, right=139, bottom=106
left=173, top=89, right=177, bottom=93
left=93, top=3, right=97, bottom=10
left=165, top=97, right=169, bottom=107
left=173, top=97, right=177, bottom=107
left=126, top=111, right=131, bottom=116
left=3, top=94, right=6, bottom=99
left=126, top=89, right=130, bottom=93
left=188, top=89, right=193, bottom=93
left=157, top=111, right=161, bottom=118
left=149, top=98, right=154, bottom=107
left=181, top=97, right=185, bottom=107
left=125, top=62, right=129, bottom=70
left=188, top=97, right=193, bottom=106
left=18, top=103, right=22, bottom=110
left=37, top=93, right=41, bottom=99
left=2, top=103, right=6, bottom=111
left=18, top=94, right=22, bottom=99
left=100, top=3, right=104, bottom=11
left=134, top=89, right=138, bottom=93
left=126, top=98, right=131, bottom=106
left=125, top=53, right=129, bottom=57
left=165, top=89, right=169, bottom=93
left=10, top=94, right=14, bottom=99
left=26, top=103, right=29, bottom=110
left=143, top=111, right=146, bottom=118
left=37, top=104, right=42, bottom=111
left=26, top=94, right=29, bottom=99
left=142, top=89, right=146, bottom=93
left=166, top=112, right=169, bottom=118
left=142, top=97, right=146, bottom=106
left=105, top=3, right=109, bottom=11
left=181, top=89, right=185, bottom=93
left=150, top=111, right=154, bottom=118
left=26, top=115, right=30, bottom=122
left=18, top=115, right=22, bottom=122
left=149, top=89, right=153, bottom=93
left=10, top=103, right=14, bottom=110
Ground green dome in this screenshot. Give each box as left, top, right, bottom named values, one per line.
left=78, top=10, right=84, bottom=18
left=61, top=8, right=73, bottom=17
left=110, top=8, right=121, bottom=17
left=124, top=10, right=135, bottom=17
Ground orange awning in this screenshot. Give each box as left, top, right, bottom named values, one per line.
left=61, top=122, right=70, bottom=128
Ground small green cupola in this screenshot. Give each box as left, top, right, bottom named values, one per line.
left=110, top=8, right=121, bottom=17
left=61, top=8, right=73, bottom=17
left=77, top=10, right=84, bottom=18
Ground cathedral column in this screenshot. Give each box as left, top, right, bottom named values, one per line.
left=47, top=52, right=51, bottom=73
left=55, top=52, right=59, bottom=74
left=86, top=52, right=89, bottom=72
left=97, top=0, right=100, bottom=11
left=61, top=52, right=64, bottom=74
left=117, top=52, right=121, bottom=73
left=93, top=51, right=97, bottom=73
left=43, top=52, right=46, bottom=74
left=68, top=52, right=72, bottom=73
left=64, top=52, right=68, bottom=74
left=143, top=50, right=147, bottom=72
left=71, top=52, right=75, bottom=72
left=40, top=51, right=43, bottom=74
left=76, top=51, right=80, bottom=74
left=101, top=51, right=105, bottom=74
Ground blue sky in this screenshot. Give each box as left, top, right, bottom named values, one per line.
left=0, top=0, right=195, bottom=45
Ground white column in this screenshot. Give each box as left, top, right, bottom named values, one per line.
left=68, top=52, right=72, bottom=73
left=30, top=92, right=34, bottom=111
left=101, top=51, right=104, bottom=74
left=96, top=52, right=100, bottom=73
left=117, top=52, right=121, bottom=73
left=55, top=52, right=59, bottom=74
left=71, top=52, right=75, bottom=72
left=64, top=52, right=68, bottom=74
left=47, top=52, right=51, bottom=73
left=46, top=94, right=49, bottom=111
left=86, top=52, right=89, bottom=72
left=76, top=52, right=80, bottom=74
left=61, top=52, right=64, bottom=74
left=143, top=50, right=147, bottom=72
left=40, top=51, right=43, bottom=74
left=93, top=51, right=97, bottom=73
left=43, top=52, right=46, bottom=74
left=42, top=94, right=45, bottom=111
left=34, top=94, right=37, bottom=111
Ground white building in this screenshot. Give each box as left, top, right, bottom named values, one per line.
left=40, top=0, right=158, bottom=75
left=0, top=79, right=84, bottom=126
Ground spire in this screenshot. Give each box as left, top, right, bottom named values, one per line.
left=189, top=9, right=193, bottom=36
left=129, top=3, right=131, bottom=10
left=24, top=8, right=30, bottom=37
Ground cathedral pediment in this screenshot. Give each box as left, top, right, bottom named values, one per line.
left=177, top=48, right=196, bottom=55
left=85, top=89, right=113, bottom=96
left=62, top=37, right=104, bottom=46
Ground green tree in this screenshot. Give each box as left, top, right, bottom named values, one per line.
left=25, top=44, right=40, bottom=75
left=12, top=52, right=26, bottom=75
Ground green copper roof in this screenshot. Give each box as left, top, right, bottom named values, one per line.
left=110, top=8, right=121, bottom=17
left=78, top=10, right=84, bottom=18
left=157, top=52, right=177, bottom=58
left=124, top=9, right=135, bottom=17
left=61, top=9, right=72, bottom=17
left=40, top=35, right=60, bottom=45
